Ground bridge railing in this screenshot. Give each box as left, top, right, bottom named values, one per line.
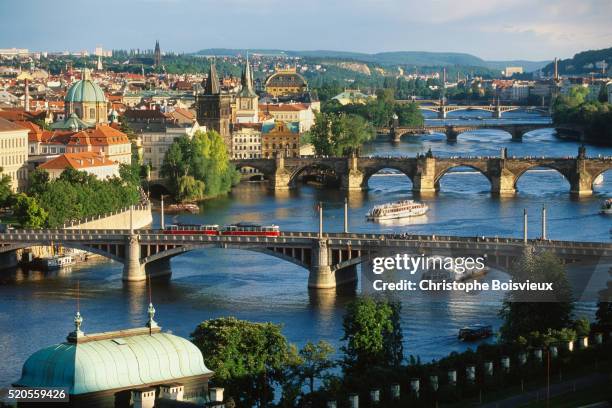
left=61, top=202, right=151, bottom=229
left=0, top=229, right=611, bottom=252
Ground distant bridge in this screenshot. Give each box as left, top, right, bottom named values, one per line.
left=378, top=123, right=554, bottom=143
left=394, top=101, right=550, bottom=119
left=1, top=229, right=610, bottom=289
left=231, top=147, right=611, bottom=196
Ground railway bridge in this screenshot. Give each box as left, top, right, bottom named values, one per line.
left=231, top=147, right=612, bottom=196
left=1, top=229, right=611, bottom=289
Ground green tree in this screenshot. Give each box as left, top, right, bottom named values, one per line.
left=499, top=250, right=574, bottom=342
left=177, top=175, right=206, bottom=202
left=27, top=168, right=50, bottom=197
left=161, top=130, right=239, bottom=201
left=595, top=301, right=612, bottom=332
left=395, top=102, right=424, bottom=127
left=12, top=193, right=48, bottom=228
left=0, top=168, right=12, bottom=208
left=598, top=83, right=609, bottom=103
left=341, top=297, right=403, bottom=373
left=190, top=317, right=291, bottom=408
left=307, top=113, right=374, bottom=156
left=297, top=340, right=335, bottom=394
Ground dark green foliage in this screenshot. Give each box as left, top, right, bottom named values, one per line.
left=161, top=130, right=240, bottom=201
left=24, top=168, right=140, bottom=228
left=12, top=193, right=48, bottom=228
left=323, top=87, right=424, bottom=128
left=190, top=317, right=291, bottom=408
left=553, top=85, right=612, bottom=145
left=0, top=168, right=13, bottom=208
left=307, top=112, right=374, bottom=156
left=499, top=250, right=575, bottom=342
left=341, top=297, right=404, bottom=373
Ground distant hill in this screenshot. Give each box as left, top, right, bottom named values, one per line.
left=541, top=47, right=612, bottom=76
left=193, top=48, right=545, bottom=71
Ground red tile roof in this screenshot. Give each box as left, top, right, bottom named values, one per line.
left=68, top=125, right=130, bottom=147
left=39, top=152, right=117, bottom=170
left=0, top=117, right=28, bottom=132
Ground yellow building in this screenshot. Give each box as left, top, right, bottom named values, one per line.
left=265, top=67, right=308, bottom=97
left=0, top=118, right=29, bottom=191
left=262, top=120, right=300, bottom=158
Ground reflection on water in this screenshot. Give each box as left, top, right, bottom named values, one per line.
left=0, top=122, right=610, bottom=387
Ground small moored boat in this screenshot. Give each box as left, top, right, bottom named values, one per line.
left=601, top=199, right=612, bottom=215
left=165, top=203, right=200, bottom=214
left=31, top=255, right=74, bottom=270
left=367, top=200, right=428, bottom=221
left=458, top=324, right=493, bottom=341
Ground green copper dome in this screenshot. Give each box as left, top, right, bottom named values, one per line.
left=15, top=329, right=212, bottom=395
left=65, top=75, right=106, bottom=104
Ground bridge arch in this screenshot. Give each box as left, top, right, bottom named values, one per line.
left=233, top=162, right=272, bottom=179
left=141, top=243, right=310, bottom=270
left=434, top=164, right=492, bottom=191
left=513, top=164, right=571, bottom=192
left=592, top=168, right=612, bottom=191
left=362, top=166, right=415, bottom=188
left=288, top=162, right=339, bottom=187
left=0, top=241, right=125, bottom=263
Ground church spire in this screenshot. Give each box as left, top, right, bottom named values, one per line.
left=239, top=53, right=256, bottom=97
left=205, top=60, right=220, bottom=95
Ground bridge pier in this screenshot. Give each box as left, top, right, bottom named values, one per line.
left=412, top=156, right=437, bottom=195
left=510, top=127, right=523, bottom=142
left=569, top=166, right=594, bottom=196
left=341, top=155, right=365, bottom=191
left=308, top=239, right=336, bottom=289
left=123, top=234, right=145, bottom=282
left=438, top=108, right=447, bottom=119
left=445, top=126, right=458, bottom=142
left=493, top=109, right=502, bottom=119
left=269, top=153, right=292, bottom=190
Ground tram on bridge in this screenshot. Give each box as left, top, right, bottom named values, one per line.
left=163, top=222, right=281, bottom=237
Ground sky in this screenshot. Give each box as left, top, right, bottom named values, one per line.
left=0, top=0, right=610, bottom=61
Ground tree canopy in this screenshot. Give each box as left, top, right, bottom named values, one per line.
left=161, top=130, right=240, bottom=202
left=190, top=317, right=291, bottom=408
left=499, top=250, right=575, bottom=342
left=341, top=297, right=403, bottom=373
left=306, top=112, right=374, bottom=156
left=22, top=167, right=140, bottom=228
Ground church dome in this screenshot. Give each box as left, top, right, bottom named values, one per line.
left=265, top=69, right=307, bottom=89
left=65, top=72, right=106, bottom=104
left=15, top=329, right=212, bottom=395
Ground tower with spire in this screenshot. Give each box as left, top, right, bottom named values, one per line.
left=196, top=60, right=232, bottom=147
left=235, top=54, right=259, bottom=123
left=154, top=40, right=161, bottom=67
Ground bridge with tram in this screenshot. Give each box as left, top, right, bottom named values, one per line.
left=1, top=228, right=611, bottom=289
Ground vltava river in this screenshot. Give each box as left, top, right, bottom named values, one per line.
left=1, top=111, right=610, bottom=387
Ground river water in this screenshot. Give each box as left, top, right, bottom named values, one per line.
left=1, top=111, right=611, bottom=387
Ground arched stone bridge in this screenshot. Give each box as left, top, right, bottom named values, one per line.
left=1, top=229, right=611, bottom=289
left=417, top=104, right=549, bottom=119
left=379, top=123, right=554, bottom=143
left=231, top=148, right=612, bottom=195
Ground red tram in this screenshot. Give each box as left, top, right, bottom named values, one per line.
left=163, top=222, right=280, bottom=237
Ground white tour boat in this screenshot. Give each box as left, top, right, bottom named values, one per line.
left=366, top=200, right=428, bottom=221
left=601, top=199, right=612, bottom=215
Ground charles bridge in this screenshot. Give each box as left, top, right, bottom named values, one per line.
left=231, top=147, right=612, bottom=196
left=1, top=229, right=611, bottom=289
